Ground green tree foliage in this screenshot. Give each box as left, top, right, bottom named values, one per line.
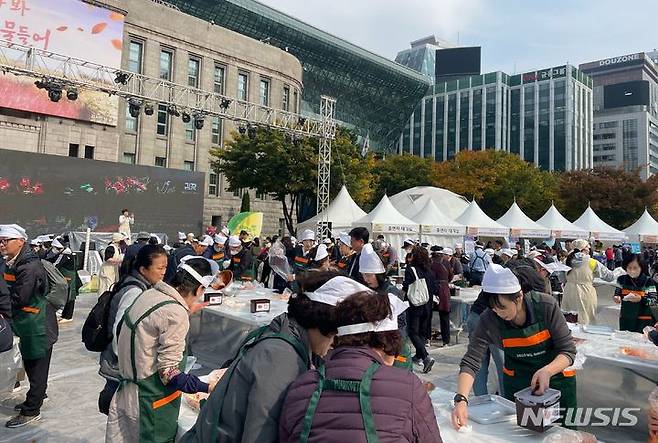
left=371, top=154, right=433, bottom=203
left=240, top=192, right=250, bottom=213
left=557, top=167, right=658, bottom=229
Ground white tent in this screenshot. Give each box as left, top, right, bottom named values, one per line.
left=390, top=186, right=469, bottom=220
left=573, top=205, right=626, bottom=241
left=496, top=202, right=551, bottom=239
left=536, top=204, right=588, bottom=239
left=353, top=195, right=419, bottom=253
left=297, top=186, right=367, bottom=236
left=623, top=209, right=658, bottom=242
left=455, top=200, right=509, bottom=237
left=410, top=199, right=466, bottom=246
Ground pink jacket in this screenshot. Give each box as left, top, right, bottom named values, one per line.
left=279, top=347, right=443, bottom=443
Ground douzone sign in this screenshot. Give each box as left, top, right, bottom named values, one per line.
left=599, top=53, right=642, bottom=66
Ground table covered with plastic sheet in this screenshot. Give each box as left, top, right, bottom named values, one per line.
left=0, top=338, right=21, bottom=401
left=187, top=287, right=289, bottom=368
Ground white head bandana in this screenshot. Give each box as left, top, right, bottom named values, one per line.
left=51, top=238, right=64, bottom=249
left=178, top=232, right=186, bottom=241
left=304, top=276, right=372, bottom=306
left=314, top=244, right=329, bottom=261
left=228, top=236, right=241, bottom=248
left=359, top=243, right=385, bottom=274
left=336, top=294, right=409, bottom=336
left=214, top=234, right=227, bottom=245
left=300, top=229, right=315, bottom=242
left=178, top=255, right=218, bottom=288
left=200, top=235, right=214, bottom=247
left=0, top=224, right=27, bottom=240
left=482, top=263, right=522, bottom=294
left=338, top=232, right=351, bottom=247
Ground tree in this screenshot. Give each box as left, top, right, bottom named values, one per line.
left=330, top=127, right=377, bottom=210
left=371, top=154, right=433, bottom=203
left=557, top=167, right=658, bottom=229
left=240, top=192, right=250, bottom=212
left=430, top=150, right=558, bottom=219
left=211, top=127, right=316, bottom=236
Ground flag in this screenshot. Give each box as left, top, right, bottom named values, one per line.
left=361, top=133, right=370, bottom=157
left=227, top=212, right=263, bottom=239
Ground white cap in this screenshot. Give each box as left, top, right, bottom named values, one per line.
left=314, top=244, right=329, bottom=261
left=30, top=239, right=40, bottom=246
left=337, top=293, right=409, bottom=336
left=163, top=245, right=173, bottom=252
left=152, top=235, right=162, bottom=244
left=228, top=236, right=241, bottom=248
left=51, top=238, right=64, bottom=249
left=0, top=224, right=27, bottom=240
left=178, top=232, right=186, bottom=241
left=112, top=232, right=124, bottom=242
left=304, top=276, right=372, bottom=306
left=322, top=238, right=332, bottom=245
left=482, top=263, right=522, bottom=294
left=300, top=229, right=315, bottom=242
left=442, top=247, right=454, bottom=256
left=501, top=248, right=516, bottom=258
left=533, top=258, right=552, bottom=273
left=484, top=248, right=495, bottom=256
left=221, top=226, right=230, bottom=236
left=526, top=250, right=543, bottom=259
left=572, top=239, right=590, bottom=250
left=455, top=243, right=463, bottom=249
left=359, top=243, right=385, bottom=274
left=214, top=234, right=227, bottom=244
left=338, top=232, right=351, bottom=246
left=403, top=238, right=416, bottom=246
left=199, top=235, right=214, bottom=247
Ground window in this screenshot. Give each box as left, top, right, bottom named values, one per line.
left=185, top=120, right=195, bottom=142
left=155, top=156, right=167, bottom=167
left=125, top=102, right=138, bottom=132
left=157, top=104, right=168, bottom=136
left=159, top=49, right=173, bottom=81
left=128, top=40, right=143, bottom=74
left=211, top=215, right=222, bottom=227
left=293, top=90, right=298, bottom=112
left=283, top=86, right=290, bottom=111
left=84, top=145, right=94, bottom=159
left=209, top=172, right=219, bottom=196
left=237, top=72, right=249, bottom=101
left=123, top=153, right=136, bottom=164
left=233, top=188, right=243, bottom=198
left=68, top=143, right=79, bottom=157
left=259, top=78, right=270, bottom=106
left=211, top=116, right=223, bottom=145
left=188, top=57, right=200, bottom=88
left=183, top=161, right=195, bottom=171
left=256, top=191, right=266, bottom=200
left=214, top=64, right=225, bottom=94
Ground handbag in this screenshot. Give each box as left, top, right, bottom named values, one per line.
left=407, top=266, right=430, bottom=307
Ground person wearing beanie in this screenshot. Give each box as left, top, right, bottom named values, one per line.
left=228, top=235, right=254, bottom=281
left=452, top=264, right=577, bottom=432
left=203, top=234, right=228, bottom=269
left=335, top=232, right=354, bottom=272
left=291, top=229, right=316, bottom=275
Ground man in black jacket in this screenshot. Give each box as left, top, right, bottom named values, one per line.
left=0, top=224, right=57, bottom=428
left=347, top=227, right=369, bottom=283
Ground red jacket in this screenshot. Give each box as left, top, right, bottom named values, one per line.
left=431, top=259, right=453, bottom=312
left=279, top=347, right=443, bottom=443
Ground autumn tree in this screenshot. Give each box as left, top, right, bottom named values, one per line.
left=557, top=167, right=658, bottom=229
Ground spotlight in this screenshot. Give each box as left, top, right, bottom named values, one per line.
left=47, top=84, right=63, bottom=102
left=114, top=71, right=129, bottom=85
left=128, top=98, right=142, bottom=118
left=247, top=124, right=257, bottom=139
left=193, top=113, right=205, bottom=130
left=143, top=103, right=154, bottom=116
left=220, top=98, right=232, bottom=110
left=66, top=88, right=78, bottom=101
left=167, top=104, right=180, bottom=117
left=181, top=112, right=191, bottom=124
left=297, top=117, right=307, bottom=127
left=238, top=124, right=247, bottom=135
left=34, top=78, right=47, bottom=89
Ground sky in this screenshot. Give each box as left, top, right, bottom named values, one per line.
left=258, top=0, right=658, bottom=74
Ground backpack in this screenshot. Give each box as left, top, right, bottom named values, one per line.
left=81, top=278, right=148, bottom=352
left=40, top=259, right=69, bottom=309
left=407, top=266, right=430, bottom=307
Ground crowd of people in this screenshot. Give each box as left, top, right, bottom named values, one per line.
left=1, top=220, right=658, bottom=441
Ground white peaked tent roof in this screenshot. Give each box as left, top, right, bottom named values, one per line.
left=536, top=204, right=588, bottom=239
left=624, top=209, right=658, bottom=242
left=390, top=186, right=469, bottom=220
left=573, top=205, right=626, bottom=241
left=496, top=202, right=551, bottom=238
left=354, top=195, right=418, bottom=230
left=297, top=186, right=366, bottom=234
left=411, top=199, right=466, bottom=236
left=455, top=200, right=509, bottom=237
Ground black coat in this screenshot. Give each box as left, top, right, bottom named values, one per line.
left=165, top=244, right=196, bottom=283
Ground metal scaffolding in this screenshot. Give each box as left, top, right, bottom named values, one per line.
left=316, top=96, right=337, bottom=239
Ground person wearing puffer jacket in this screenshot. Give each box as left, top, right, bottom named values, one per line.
left=278, top=290, right=443, bottom=443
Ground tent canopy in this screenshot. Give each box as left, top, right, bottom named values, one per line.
left=411, top=199, right=465, bottom=244
left=535, top=204, right=588, bottom=239
left=353, top=195, right=418, bottom=253
left=389, top=186, right=469, bottom=220
left=496, top=202, right=551, bottom=238
left=455, top=200, right=509, bottom=237
left=573, top=205, right=626, bottom=241
left=297, top=185, right=367, bottom=236
left=623, top=209, right=658, bottom=242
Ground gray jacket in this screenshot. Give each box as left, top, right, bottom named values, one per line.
left=180, top=313, right=311, bottom=443
left=98, top=272, right=150, bottom=381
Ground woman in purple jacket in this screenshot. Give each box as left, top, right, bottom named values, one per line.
left=278, top=289, right=443, bottom=443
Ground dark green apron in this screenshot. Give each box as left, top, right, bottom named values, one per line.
left=299, top=362, right=381, bottom=443
left=211, top=251, right=226, bottom=271
left=208, top=325, right=310, bottom=442
left=4, top=267, right=48, bottom=359
left=121, top=298, right=187, bottom=443
left=392, top=339, right=413, bottom=371
left=619, top=288, right=656, bottom=333
left=497, top=292, right=577, bottom=426
left=57, top=255, right=80, bottom=303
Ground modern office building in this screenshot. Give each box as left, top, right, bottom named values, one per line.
left=398, top=65, right=594, bottom=171
left=395, top=36, right=455, bottom=83
left=579, top=53, right=658, bottom=179
left=168, top=0, right=432, bottom=152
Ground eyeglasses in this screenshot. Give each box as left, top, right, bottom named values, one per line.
left=0, top=238, right=18, bottom=245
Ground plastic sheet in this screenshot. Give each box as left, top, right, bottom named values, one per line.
left=0, top=339, right=21, bottom=401
left=268, top=240, right=292, bottom=279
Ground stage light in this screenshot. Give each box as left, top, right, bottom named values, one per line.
left=193, top=113, right=205, bottom=130
left=247, top=124, right=257, bottom=139
left=297, top=117, right=307, bottom=127
left=220, top=98, right=232, bottom=110
left=128, top=98, right=142, bottom=118
left=181, top=112, right=191, bottom=123
left=66, top=88, right=78, bottom=101
left=114, top=71, right=129, bottom=85
left=47, top=84, right=63, bottom=102
left=167, top=104, right=180, bottom=117
left=238, top=124, right=247, bottom=135
left=34, top=78, right=47, bottom=89
left=143, top=103, right=154, bottom=116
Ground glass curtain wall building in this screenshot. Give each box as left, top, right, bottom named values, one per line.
left=394, top=35, right=455, bottom=83
left=399, top=65, right=593, bottom=171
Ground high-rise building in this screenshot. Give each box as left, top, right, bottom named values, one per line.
left=395, top=36, right=455, bottom=82
left=398, top=65, right=594, bottom=171
left=579, top=53, right=658, bottom=179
